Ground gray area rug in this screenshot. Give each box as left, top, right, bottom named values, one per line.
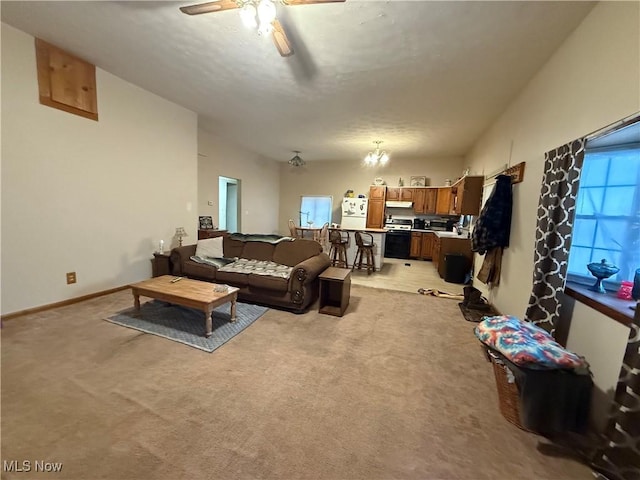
left=105, top=300, right=268, bottom=352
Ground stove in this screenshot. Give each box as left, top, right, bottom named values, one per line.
left=384, top=219, right=412, bottom=259
left=384, top=219, right=413, bottom=231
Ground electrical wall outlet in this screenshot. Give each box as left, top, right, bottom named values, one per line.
left=66, top=272, right=77, bottom=284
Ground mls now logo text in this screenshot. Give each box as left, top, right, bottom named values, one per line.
left=3, top=460, right=63, bottom=473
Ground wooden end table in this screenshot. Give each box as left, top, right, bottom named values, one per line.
left=151, top=251, right=172, bottom=277
left=319, top=267, right=351, bottom=316
left=130, top=276, right=239, bottom=337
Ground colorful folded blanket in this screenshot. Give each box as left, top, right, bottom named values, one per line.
left=474, top=315, right=586, bottom=370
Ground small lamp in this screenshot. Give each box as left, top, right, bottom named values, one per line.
left=175, top=227, right=188, bottom=247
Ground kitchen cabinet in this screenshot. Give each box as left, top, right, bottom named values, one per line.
left=435, top=187, right=452, bottom=215
left=451, top=176, right=484, bottom=215
left=386, top=187, right=400, bottom=201
left=413, top=188, right=426, bottom=214
left=409, top=232, right=435, bottom=260
left=400, top=188, right=414, bottom=201
left=414, top=188, right=437, bottom=214
left=369, top=185, right=386, bottom=200
left=386, top=187, right=413, bottom=201
left=366, top=186, right=386, bottom=228
left=435, top=235, right=473, bottom=279
left=410, top=233, right=422, bottom=258
left=421, top=233, right=434, bottom=260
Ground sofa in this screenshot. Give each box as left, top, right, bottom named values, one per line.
left=169, top=234, right=331, bottom=313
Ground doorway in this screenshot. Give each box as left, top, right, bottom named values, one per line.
left=218, top=176, right=240, bottom=233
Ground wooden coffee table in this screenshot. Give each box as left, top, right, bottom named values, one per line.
left=130, top=275, right=239, bottom=337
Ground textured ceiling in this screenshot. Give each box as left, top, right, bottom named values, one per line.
left=1, top=1, right=595, bottom=162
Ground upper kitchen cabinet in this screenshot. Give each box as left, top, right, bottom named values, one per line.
left=435, top=188, right=452, bottom=215
left=400, top=188, right=414, bottom=201
left=386, top=187, right=413, bottom=201
left=369, top=185, right=386, bottom=200
left=451, top=176, right=484, bottom=215
left=366, top=186, right=386, bottom=228
left=386, top=187, right=400, bottom=201
left=413, top=188, right=437, bottom=214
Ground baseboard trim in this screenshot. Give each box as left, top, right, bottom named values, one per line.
left=1, top=285, right=130, bottom=321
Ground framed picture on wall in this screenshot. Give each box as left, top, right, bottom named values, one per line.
left=199, top=216, right=214, bottom=230
left=410, top=176, right=427, bottom=187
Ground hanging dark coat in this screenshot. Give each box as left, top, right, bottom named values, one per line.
left=472, top=174, right=513, bottom=285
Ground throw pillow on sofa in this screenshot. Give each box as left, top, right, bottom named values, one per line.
left=195, top=236, right=224, bottom=259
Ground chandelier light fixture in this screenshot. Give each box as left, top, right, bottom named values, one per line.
left=364, top=141, right=390, bottom=166
left=289, top=151, right=305, bottom=167
left=238, top=0, right=278, bottom=35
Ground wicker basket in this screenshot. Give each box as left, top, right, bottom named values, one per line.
left=488, top=351, right=529, bottom=431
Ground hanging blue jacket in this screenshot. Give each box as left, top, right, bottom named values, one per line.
left=472, top=174, right=513, bottom=255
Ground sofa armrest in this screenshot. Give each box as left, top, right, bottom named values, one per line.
left=293, top=253, right=331, bottom=284
left=169, top=244, right=197, bottom=276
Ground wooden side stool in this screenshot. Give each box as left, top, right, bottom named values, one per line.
left=319, top=267, right=351, bottom=316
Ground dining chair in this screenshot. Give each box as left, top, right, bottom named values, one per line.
left=288, top=219, right=299, bottom=238
left=317, top=222, right=330, bottom=251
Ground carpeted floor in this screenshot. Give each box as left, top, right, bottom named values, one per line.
left=1, top=285, right=593, bottom=479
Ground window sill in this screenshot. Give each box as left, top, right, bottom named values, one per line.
left=565, top=281, right=635, bottom=327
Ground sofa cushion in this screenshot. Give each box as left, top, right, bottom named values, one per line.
left=223, top=237, right=245, bottom=259
left=241, top=242, right=276, bottom=261
left=273, top=239, right=323, bottom=267
left=216, top=271, right=249, bottom=286
left=218, top=258, right=292, bottom=278
left=182, top=259, right=218, bottom=281
left=248, top=274, right=289, bottom=292
left=195, top=237, right=224, bottom=259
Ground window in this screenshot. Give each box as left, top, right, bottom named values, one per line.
left=299, top=196, right=332, bottom=227
left=567, top=137, right=640, bottom=289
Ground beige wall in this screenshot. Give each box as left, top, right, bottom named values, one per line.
left=1, top=24, right=198, bottom=315
left=197, top=131, right=280, bottom=235
left=465, top=2, right=639, bottom=428
left=278, top=157, right=465, bottom=233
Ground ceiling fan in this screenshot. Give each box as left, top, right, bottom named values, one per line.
left=179, top=0, right=345, bottom=57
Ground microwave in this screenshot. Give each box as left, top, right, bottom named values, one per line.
left=430, top=219, right=456, bottom=231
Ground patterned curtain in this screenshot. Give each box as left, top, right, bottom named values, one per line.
left=591, top=304, right=640, bottom=480
left=524, top=138, right=586, bottom=334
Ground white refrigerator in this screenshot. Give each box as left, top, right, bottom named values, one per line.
left=341, top=198, right=369, bottom=229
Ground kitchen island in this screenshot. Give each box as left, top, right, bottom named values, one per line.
left=331, top=228, right=386, bottom=271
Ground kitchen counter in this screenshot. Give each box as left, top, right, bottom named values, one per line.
left=410, top=228, right=467, bottom=238
left=338, top=227, right=387, bottom=233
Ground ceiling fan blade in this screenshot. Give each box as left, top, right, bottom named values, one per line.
left=284, top=0, right=346, bottom=5
left=179, top=1, right=239, bottom=15
left=271, top=20, right=294, bottom=57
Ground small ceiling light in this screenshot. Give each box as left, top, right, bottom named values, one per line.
left=237, top=0, right=276, bottom=35
left=364, top=141, right=389, bottom=166
left=289, top=150, right=305, bottom=167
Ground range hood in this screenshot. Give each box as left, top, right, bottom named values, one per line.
left=385, top=200, right=413, bottom=208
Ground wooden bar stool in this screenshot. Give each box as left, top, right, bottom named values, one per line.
left=328, top=230, right=349, bottom=268
left=352, top=231, right=375, bottom=275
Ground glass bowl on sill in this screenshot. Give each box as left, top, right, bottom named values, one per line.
left=586, top=259, right=619, bottom=294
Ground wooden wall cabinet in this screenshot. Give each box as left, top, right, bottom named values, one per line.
left=35, top=38, right=98, bottom=121
left=386, top=187, right=400, bottom=201
left=400, top=188, right=414, bottom=201
left=451, top=176, right=484, bottom=215
left=435, top=188, right=452, bottom=215
left=413, top=188, right=426, bottom=213
left=366, top=186, right=386, bottom=228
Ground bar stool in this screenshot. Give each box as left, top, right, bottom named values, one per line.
left=352, top=231, right=375, bottom=275
left=328, top=229, right=349, bottom=268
